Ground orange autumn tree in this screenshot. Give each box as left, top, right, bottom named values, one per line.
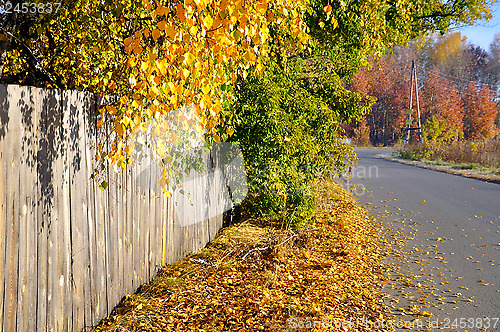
left=420, top=68, right=464, bottom=143
left=462, top=82, right=499, bottom=140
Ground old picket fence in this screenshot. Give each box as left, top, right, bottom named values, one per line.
left=0, top=84, right=230, bottom=331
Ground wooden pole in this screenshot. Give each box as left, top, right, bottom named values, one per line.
left=405, top=61, right=415, bottom=144
left=414, top=63, right=423, bottom=143
left=404, top=60, right=423, bottom=144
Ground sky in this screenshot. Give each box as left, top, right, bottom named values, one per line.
left=457, top=2, right=500, bottom=51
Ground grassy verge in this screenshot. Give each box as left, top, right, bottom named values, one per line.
left=393, top=141, right=500, bottom=183
left=91, top=180, right=390, bottom=331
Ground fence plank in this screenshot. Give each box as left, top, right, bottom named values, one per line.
left=16, top=85, right=38, bottom=332
left=35, top=86, right=51, bottom=332
left=82, top=92, right=94, bottom=330
left=62, top=90, right=74, bottom=331
left=154, top=172, right=162, bottom=273
left=84, top=101, right=100, bottom=328
left=154, top=167, right=162, bottom=274
left=116, top=170, right=125, bottom=305
left=47, top=88, right=72, bottom=332
left=148, top=165, right=156, bottom=279
left=123, top=167, right=133, bottom=295
left=106, top=168, right=119, bottom=312
left=132, top=162, right=140, bottom=290
left=144, top=164, right=151, bottom=283
left=2, top=85, right=21, bottom=332
left=139, top=164, right=147, bottom=284
left=0, top=83, right=7, bottom=332
left=93, top=116, right=109, bottom=320
left=68, top=90, right=92, bottom=331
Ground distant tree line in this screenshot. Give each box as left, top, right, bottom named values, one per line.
left=347, top=32, right=500, bottom=145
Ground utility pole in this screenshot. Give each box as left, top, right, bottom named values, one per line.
left=404, top=60, right=423, bottom=144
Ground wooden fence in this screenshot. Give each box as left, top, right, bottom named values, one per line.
left=0, top=84, right=230, bottom=331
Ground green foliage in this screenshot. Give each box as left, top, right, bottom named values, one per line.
left=396, top=148, right=424, bottom=161
left=422, top=115, right=463, bottom=146
left=229, top=59, right=370, bottom=225
left=224, top=0, right=496, bottom=225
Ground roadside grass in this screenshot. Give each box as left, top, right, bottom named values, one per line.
left=394, top=140, right=500, bottom=182
left=91, top=180, right=391, bottom=331
left=396, top=139, right=500, bottom=169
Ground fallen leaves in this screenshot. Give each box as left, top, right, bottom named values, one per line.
left=91, top=180, right=390, bottom=331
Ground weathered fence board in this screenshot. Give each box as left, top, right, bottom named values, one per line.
left=0, top=85, right=5, bottom=332
left=17, top=85, right=38, bottom=332
left=0, top=84, right=230, bottom=331
left=2, top=85, right=21, bottom=332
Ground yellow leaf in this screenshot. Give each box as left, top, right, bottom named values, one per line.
left=183, top=52, right=196, bottom=66
left=156, top=144, right=166, bottom=157
left=157, top=60, right=168, bottom=75
left=123, top=116, right=132, bottom=128
left=181, top=68, right=191, bottom=80
left=165, top=25, right=176, bottom=39
left=133, top=45, right=143, bottom=55
left=107, top=106, right=117, bottom=115
left=203, top=15, right=214, bottom=29
left=155, top=5, right=168, bottom=16
left=176, top=4, right=186, bottom=22
left=143, top=0, right=152, bottom=10
left=212, top=44, right=221, bottom=54
left=124, top=37, right=133, bottom=47
left=231, top=29, right=242, bottom=40
left=201, top=85, right=210, bottom=94
left=124, top=144, right=133, bottom=156
left=157, top=175, right=168, bottom=188
left=243, top=50, right=255, bottom=62
left=324, top=4, right=332, bottom=15
left=157, top=20, right=167, bottom=31
left=152, top=28, right=161, bottom=41
left=256, top=0, right=267, bottom=15
left=97, top=119, right=103, bottom=128
left=189, top=25, right=199, bottom=35
left=116, top=123, right=125, bottom=137
left=331, top=17, right=338, bottom=30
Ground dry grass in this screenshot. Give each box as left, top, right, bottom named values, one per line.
left=397, top=139, right=500, bottom=171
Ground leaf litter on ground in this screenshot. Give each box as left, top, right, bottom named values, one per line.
left=91, top=180, right=394, bottom=331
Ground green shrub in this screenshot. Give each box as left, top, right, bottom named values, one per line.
left=228, top=60, right=370, bottom=227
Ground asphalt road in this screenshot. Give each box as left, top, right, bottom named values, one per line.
left=348, top=148, right=500, bottom=331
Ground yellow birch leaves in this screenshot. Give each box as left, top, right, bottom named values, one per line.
left=104, top=0, right=310, bottom=173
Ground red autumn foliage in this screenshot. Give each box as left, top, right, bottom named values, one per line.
left=462, top=82, right=499, bottom=140
left=350, top=58, right=408, bottom=145
left=421, top=69, right=464, bottom=136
